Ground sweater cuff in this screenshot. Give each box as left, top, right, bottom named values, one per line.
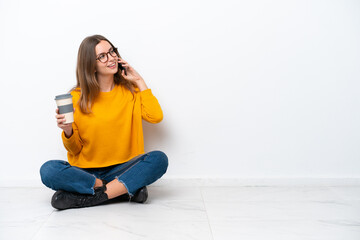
left=61, top=130, right=76, bottom=143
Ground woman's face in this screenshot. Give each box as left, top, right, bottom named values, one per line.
left=94, top=40, right=118, bottom=76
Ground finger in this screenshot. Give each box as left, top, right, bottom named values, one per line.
left=55, top=114, right=65, bottom=119
left=118, top=60, right=127, bottom=65
left=56, top=108, right=59, bottom=114
left=57, top=119, right=66, bottom=124
left=121, top=64, right=129, bottom=71
left=118, top=59, right=128, bottom=65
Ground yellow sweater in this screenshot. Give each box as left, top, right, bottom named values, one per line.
left=61, top=84, right=163, bottom=168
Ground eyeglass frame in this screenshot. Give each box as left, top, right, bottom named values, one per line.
left=95, top=47, right=119, bottom=63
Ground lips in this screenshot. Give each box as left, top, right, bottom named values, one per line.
left=107, top=63, right=116, bottom=69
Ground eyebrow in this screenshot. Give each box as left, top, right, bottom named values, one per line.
left=97, top=47, right=113, bottom=56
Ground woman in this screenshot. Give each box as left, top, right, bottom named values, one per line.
left=40, top=35, right=168, bottom=210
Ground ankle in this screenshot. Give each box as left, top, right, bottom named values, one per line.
left=94, top=178, right=103, bottom=188
left=104, top=180, right=128, bottom=199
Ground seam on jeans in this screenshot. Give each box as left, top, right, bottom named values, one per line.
left=116, top=155, right=145, bottom=178
left=115, top=155, right=147, bottom=195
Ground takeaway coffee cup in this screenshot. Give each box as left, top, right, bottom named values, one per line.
left=55, top=94, right=74, bottom=124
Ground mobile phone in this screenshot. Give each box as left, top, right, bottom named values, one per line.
left=118, top=62, right=127, bottom=75
left=118, top=62, right=124, bottom=71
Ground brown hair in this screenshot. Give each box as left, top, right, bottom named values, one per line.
left=69, top=35, right=135, bottom=114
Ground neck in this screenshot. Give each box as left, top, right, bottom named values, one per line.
left=97, top=74, right=115, bottom=92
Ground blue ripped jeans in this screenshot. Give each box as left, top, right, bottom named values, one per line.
left=40, top=151, right=168, bottom=197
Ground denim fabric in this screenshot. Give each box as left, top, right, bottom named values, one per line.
left=40, top=151, right=168, bottom=196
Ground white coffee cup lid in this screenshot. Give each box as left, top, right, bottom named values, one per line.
left=55, top=94, right=73, bottom=100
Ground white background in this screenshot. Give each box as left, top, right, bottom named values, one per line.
left=0, top=0, right=359, bottom=186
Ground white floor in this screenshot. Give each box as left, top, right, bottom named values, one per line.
left=1, top=184, right=360, bottom=240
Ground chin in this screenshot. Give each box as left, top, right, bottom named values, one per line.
left=109, top=68, right=118, bottom=74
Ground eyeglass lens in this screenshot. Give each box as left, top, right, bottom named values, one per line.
left=98, top=48, right=118, bottom=63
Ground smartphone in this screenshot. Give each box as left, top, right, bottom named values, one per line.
left=117, top=60, right=126, bottom=75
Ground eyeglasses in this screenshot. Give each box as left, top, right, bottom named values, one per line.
left=96, top=48, right=118, bottom=63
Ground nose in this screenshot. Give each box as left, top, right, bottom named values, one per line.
left=107, top=53, right=116, bottom=62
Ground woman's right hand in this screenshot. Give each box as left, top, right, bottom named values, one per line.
left=55, top=108, right=74, bottom=138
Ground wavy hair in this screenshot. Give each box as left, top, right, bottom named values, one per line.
left=69, top=35, right=135, bottom=114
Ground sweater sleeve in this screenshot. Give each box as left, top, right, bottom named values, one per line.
left=61, top=122, right=83, bottom=155
left=140, top=89, right=163, bottom=123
